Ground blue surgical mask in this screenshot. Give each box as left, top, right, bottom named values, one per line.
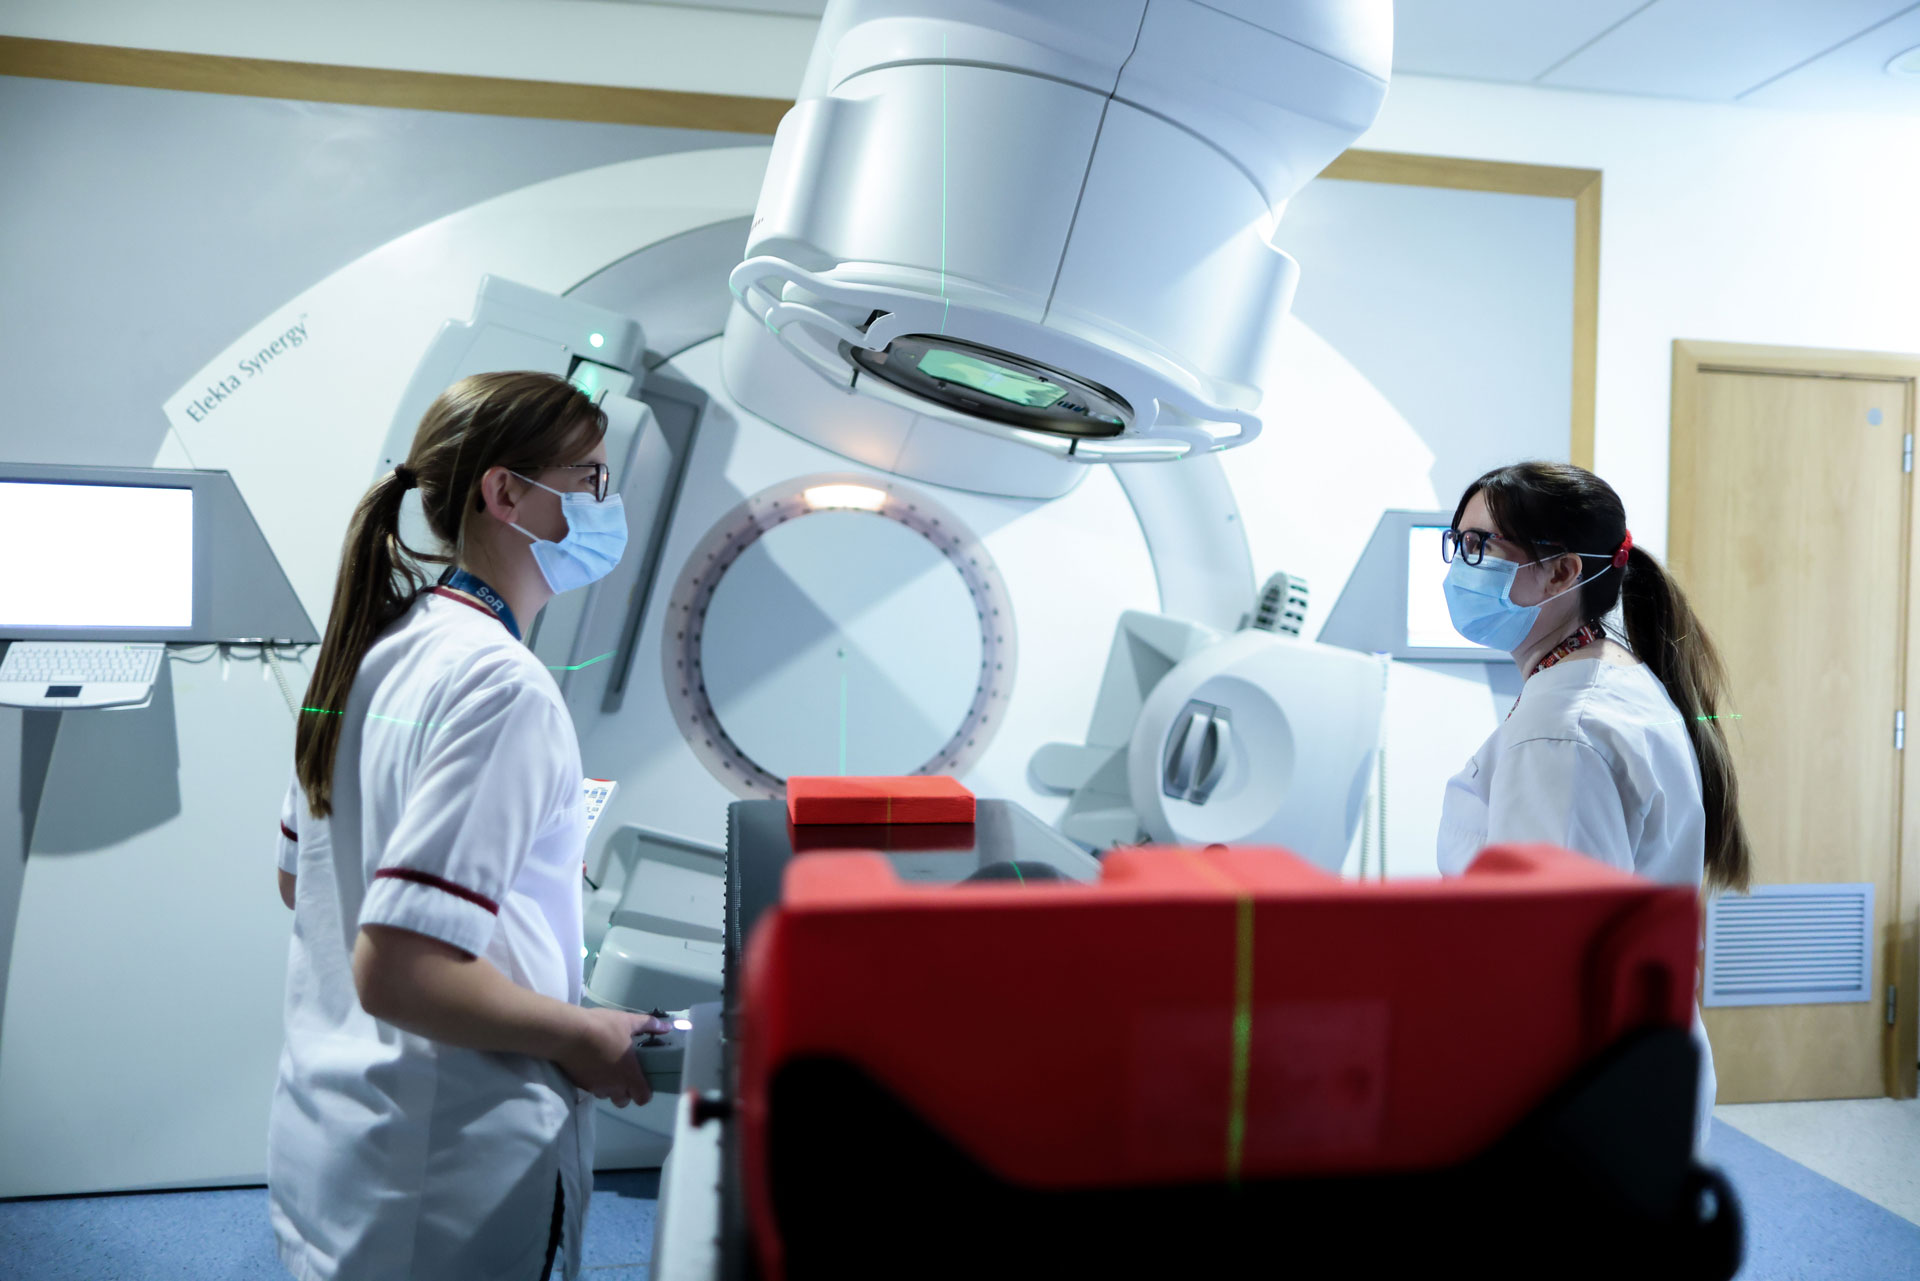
left=1444, top=554, right=1600, bottom=653
left=508, top=472, right=627, bottom=594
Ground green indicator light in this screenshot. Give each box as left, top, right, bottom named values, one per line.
left=917, top=348, right=1069, bottom=409
left=589, top=332, right=605, bottom=348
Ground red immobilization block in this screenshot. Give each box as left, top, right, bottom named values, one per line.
left=786, top=776, right=975, bottom=826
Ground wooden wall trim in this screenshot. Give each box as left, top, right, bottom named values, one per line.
left=1323, top=148, right=1602, bottom=470
left=2, top=37, right=1601, bottom=467
left=1571, top=176, right=1602, bottom=470
left=1321, top=148, right=1600, bottom=200
left=0, top=35, right=791, bottom=133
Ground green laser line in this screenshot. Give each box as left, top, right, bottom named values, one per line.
left=1226, top=893, right=1254, bottom=1187
left=837, top=647, right=849, bottom=777
left=939, top=35, right=949, bottom=335
left=368, top=712, right=442, bottom=729
left=546, top=651, right=614, bottom=672
left=1011, top=862, right=1024, bottom=884
left=301, top=706, right=442, bottom=730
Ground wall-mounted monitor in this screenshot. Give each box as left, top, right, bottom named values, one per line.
left=0, top=480, right=197, bottom=633
left=0, top=464, right=316, bottom=644
left=1320, top=509, right=1504, bottom=663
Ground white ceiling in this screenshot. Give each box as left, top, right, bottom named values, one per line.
left=617, top=0, right=1920, bottom=113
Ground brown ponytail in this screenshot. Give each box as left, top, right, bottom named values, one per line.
left=294, top=371, right=607, bottom=816
left=1618, top=543, right=1751, bottom=893
left=1455, top=461, right=1752, bottom=893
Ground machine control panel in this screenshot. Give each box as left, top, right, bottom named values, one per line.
left=582, top=777, right=617, bottom=837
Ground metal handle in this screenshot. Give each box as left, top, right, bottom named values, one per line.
left=1165, top=709, right=1210, bottom=797
left=1192, top=716, right=1231, bottom=804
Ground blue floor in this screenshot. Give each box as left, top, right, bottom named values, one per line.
left=3, top=1125, right=1917, bottom=1279
left=0, top=1169, right=660, bottom=1280
left=1708, top=1125, right=1920, bottom=1280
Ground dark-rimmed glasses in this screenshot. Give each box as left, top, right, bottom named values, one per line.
left=1442, top=528, right=1503, bottom=566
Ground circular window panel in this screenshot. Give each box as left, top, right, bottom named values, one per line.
left=662, top=473, right=1017, bottom=798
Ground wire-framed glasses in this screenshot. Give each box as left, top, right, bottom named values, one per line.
left=541, top=462, right=611, bottom=503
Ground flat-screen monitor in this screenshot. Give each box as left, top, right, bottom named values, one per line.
left=0, top=463, right=316, bottom=645
left=1406, top=523, right=1484, bottom=653
left=0, top=481, right=195, bottom=631
left=1318, top=509, right=1505, bottom=663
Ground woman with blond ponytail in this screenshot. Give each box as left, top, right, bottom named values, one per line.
left=1435, top=461, right=1752, bottom=1158
left=267, top=371, right=663, bottom=1281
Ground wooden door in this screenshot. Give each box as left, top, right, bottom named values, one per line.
left=1671, top=366, right=1910, bottom=1101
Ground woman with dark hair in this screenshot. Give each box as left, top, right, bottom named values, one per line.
left=1437, top=460, right=1752, bottom=1154
left=269, top=371, right=664, bottom=1281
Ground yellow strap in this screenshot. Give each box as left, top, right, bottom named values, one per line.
left=1174, top=848, right=1255, bottom=1185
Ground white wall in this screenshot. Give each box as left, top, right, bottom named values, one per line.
left=1358, top=76, right=1920, bottom=558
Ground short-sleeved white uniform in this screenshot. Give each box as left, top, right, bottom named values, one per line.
left=1436, top=656, right=1717, bottom=1153
left=269, top=589, right=593, bottom=1281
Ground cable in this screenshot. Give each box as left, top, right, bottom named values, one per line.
left=165, top=643, right=221, bottom=664
left=1376, top=727, right=1389, bottom=883
left=263, top=646, right=301, bottom=719
left=1357, top=770, right=1373, bottom=879
left=166, top=642, right=313, bottom=719
left=1375, top=654, right=1391, bottom=882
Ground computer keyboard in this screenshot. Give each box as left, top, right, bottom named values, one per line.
left=0, top=642, right=164, bottom=685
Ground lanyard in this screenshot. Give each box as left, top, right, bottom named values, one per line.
left=1530, top=623, right=1604, bottom=678
left=440, top=569, right=521, bottom=640
left=1507, top=624, right=1605, bottom=720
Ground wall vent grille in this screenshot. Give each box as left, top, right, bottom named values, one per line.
left=1703, top=882, right=1873, bottom=1007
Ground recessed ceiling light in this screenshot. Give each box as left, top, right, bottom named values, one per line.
left=1886, top=45, right=1920, bottom=77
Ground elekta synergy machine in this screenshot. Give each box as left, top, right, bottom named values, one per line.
left=486, top=0, right=1391, bottom=1204
left=163, top=0, right=1407, bottom=1232
left=447, top=0, right=1380, bottom=1155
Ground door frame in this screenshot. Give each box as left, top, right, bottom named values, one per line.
left=1672, top=338, right=1920, bottom=1098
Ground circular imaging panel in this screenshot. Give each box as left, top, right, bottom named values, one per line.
left=663, top=473, right=1017, bottom=798
left=702, top=511, right=980, bottom=779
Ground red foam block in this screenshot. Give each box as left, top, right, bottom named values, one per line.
left=786, top=776, right=976, bottom=826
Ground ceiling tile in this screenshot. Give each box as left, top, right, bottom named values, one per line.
left=1392, top=0, right=1655, bottom=81
left=1539, top=0, right=1915, bottom=101
left=1740, top=5, right=1920, bottom=111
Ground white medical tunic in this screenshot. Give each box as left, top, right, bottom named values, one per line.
left=269, top=589, right=594, bottom=1281
left=1436, top=656, right=1717, bottom=1153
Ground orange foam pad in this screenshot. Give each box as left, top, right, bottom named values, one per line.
left=786, top=776, right=976, bottom=826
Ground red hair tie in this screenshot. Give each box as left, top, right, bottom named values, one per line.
left=1613, top=530, right=1633, bottom=570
